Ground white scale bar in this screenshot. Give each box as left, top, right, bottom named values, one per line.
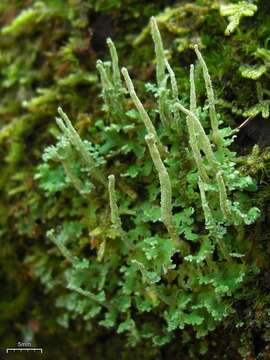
left=6, top=348, right=43, bottom=353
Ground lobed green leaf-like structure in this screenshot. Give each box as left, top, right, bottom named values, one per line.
left=220, top=2, right=258, bottom=36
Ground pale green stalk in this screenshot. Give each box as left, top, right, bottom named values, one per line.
left=97, top=50, right=125, bottom=121
left=107, top=38, right=121, bottom=87
left=150, top=17, right=166, bottom=87
left=121, top=67, right=166, bottom=155
left=175, top=102, right=218, bottom=170
left=57, top=107, right=106, bottom=186
left=158, top=84, right=171, bottom=126
left=45, top=140, right=85, bottom=192
left=194, top=45, right=222, bottom=147
left=67, top=284, right=109, bottom=308
left=187, top=65, right=209, bottom=181
left=121, top=68, right=157, bottom=137
left=108, top=175, right=122, bottom=230
left=96, top=60, right=112, bottom=89
left=62, top=159, right=86, bottom=195
left=165, top=59, right=178, bottom=99
left=57, top=107, right=95, bottom=168
left=189, top=64, right=197, bottom=114
left=108, top=175, right=133, bottom=250
left=198, top=178, right=230, bottom=261
left=145, top=134, right=186, bottom=250
left=47, top=229, right=77, bottom=265
left=165, top=59, right=181, bottom=125
left=151, top=17, right=171, bottom=126
left=198, top=178, right=213, bottom=229
left=96, top=60, right=114, bottom=115
left=216, top=171, right=231, bottom=220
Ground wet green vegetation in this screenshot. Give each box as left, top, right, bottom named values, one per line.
left=1, top=1, right=270, bottom=359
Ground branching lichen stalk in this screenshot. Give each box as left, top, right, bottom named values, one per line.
left=62, top=159, right=87, bottom=196
left=158, top=86, right=171, bottom=126
left=189, top=64, right=197, bottom=115
left=194, top=45, right=222, bottom=147
left=175, top=102, right=218, bottom=170
left=198, top=178, right=212, bottom=229
left=187, top=65, right=209, bottom=181
left=47, top=229, right=77, bottom=265
left=165, top=59, right=178, bottom=100
left=107, top=38, right=121, bottom=87
left=108, top=174, right=122, bottom=231
left=216, top=171, right=231, bottom=220
left=57, top=108, right=95, bottom=168
left=67, top=284, right=109, bottom=309
left=96, top=60, right=112, bottom=89
left=108, top=175, right=134, bottom=250
left=165, top=59, right=181, bottom=125
left=121, top=67, right=157, bottom=137
left=198, top=178, right=231, bottom=261
left=57, top=107, right=106, bottom=186
left=97, top=44, right=125, bottom=122
left=151, top=17, right=171, bottom=126
left=145, top=134, right=181, bottom=248
left=121, top=67, right=166, bottom=155
left=150, top=17, right=166, bottom=87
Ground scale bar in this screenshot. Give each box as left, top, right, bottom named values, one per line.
left=6, top=348, right=43, bottom=353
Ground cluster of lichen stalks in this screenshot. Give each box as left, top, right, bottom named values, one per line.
left=52, top=17, right=258, bottom=261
